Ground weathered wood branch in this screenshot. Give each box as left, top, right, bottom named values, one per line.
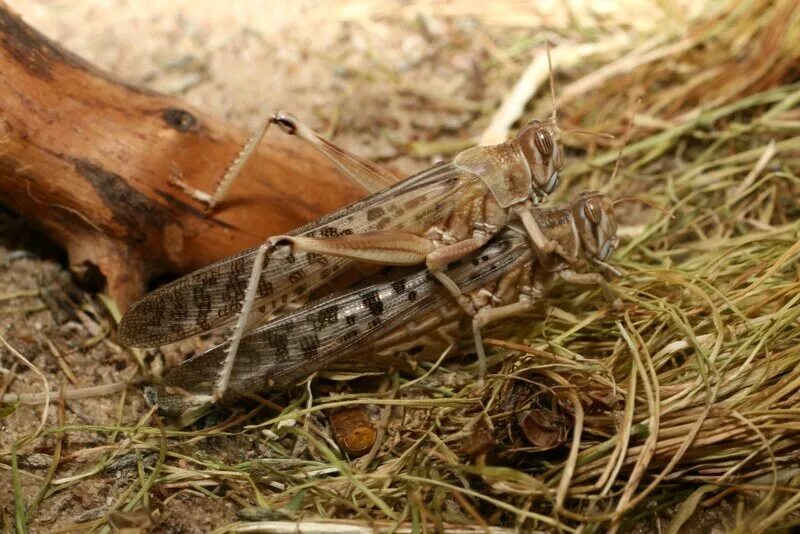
left=0, top=4, right=364, bottom=310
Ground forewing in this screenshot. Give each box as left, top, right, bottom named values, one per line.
left=119, top=163, right=482, bottom=347
left=156, top=229, right=529, bottom=414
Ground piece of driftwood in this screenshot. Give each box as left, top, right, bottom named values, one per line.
left=0, top=5, right=365, bottom=311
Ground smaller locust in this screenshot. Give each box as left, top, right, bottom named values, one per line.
left=152, top=191, right=619, bottom=416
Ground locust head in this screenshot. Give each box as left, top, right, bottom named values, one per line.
left=571, top=192, right=618, bottom=262
left=516, top=118, right=563, bottom=201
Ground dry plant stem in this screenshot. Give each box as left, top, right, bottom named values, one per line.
left=450, top=491, right=490, bottom=530
left=599, top=358, right=637, bottom=494
left=730, top=140, right=777, bottom=200
left=558, top=38, right=697, bottom=111
left=0, top=361, right=18, bottom=400
left=547, top=371, right=584, bottom=512
left=222, top=522, right=516, bottom=533
left=45, top=338, right=77, bottom=385
left=27, top=389, right=66, bottom=518
left=728, top=410, right=778, bottom=520
left=609, top=317, right=660, bottom=530
left=1, top=382, right=126, bottom=404
left=356, top=375, right=398, bottom=471
left=0, top=5, right=361, bottom=310
left=0, top=332, right=49, bottom=443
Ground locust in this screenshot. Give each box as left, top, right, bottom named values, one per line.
left=149, top=191, right=620, bottom=416
left=119, top=77, right=575, bottom=402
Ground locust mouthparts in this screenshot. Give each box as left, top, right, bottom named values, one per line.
left=545, top=171, right=559, bottom=194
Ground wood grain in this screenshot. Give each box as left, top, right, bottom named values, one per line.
left=0, top=4, right=365, bottom=310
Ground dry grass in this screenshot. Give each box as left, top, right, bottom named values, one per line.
left=2, top=0, right=800, bottom=532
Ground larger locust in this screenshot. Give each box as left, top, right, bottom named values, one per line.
left=151, top=191, right=620, bottom=416
left=120, top=93, right=573, bottom=400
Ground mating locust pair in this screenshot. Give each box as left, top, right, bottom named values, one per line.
left=119, top=83, right=621, bottom=416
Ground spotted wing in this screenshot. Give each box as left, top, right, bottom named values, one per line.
left=155, top=229, right=530, bottom=414
left=119, top=163, right=485, bottom=347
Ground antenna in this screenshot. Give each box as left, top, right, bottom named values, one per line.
left=546, top=40, right=557, bottom=125
left=563, top=129, right=615, bottom=140
left=605, top=97, right=640, bottom=192
left=613, top=196, right=672, bottom=217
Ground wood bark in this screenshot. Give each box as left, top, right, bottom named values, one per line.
left=0, top=4, right=365, bottom=310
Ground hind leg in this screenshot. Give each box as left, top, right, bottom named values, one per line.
left=172, top=111, right=398, bottom=209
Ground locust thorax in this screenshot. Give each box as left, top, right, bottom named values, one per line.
left=453, top=139, right=533, bottom=208
left=453, top=118, right=562, bottom=209
left=571, top=192, right=618, bottom=261
left=515, top=119, right=563, bottom=199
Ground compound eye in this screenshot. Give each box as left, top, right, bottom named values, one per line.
left=545, top=171, right=559, bottom=194
left=583, top=198, right=603, bottom=224
left=534, top=130, right=553, bottom=158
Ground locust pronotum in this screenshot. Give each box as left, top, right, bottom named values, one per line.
left=119, top=46, right=583, bottom=399
left=151, top=191, right=620, bottom=416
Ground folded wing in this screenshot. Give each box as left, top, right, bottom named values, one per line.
left=156, top=229, right=530, bottom=414
left=119, top=163, right=473, bottom=347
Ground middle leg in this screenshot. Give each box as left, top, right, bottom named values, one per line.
left=426, top=193, right=507, bottom=299
left=459, top=261, right=539, bottom=385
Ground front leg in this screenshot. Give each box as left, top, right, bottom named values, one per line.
left=424, top=235, right=492, bottom=298
left=514, top=206, right=576, bottom=263
left=425, top=198, right=505, bottom=299
left=558, top=269, right=621, bottom=307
